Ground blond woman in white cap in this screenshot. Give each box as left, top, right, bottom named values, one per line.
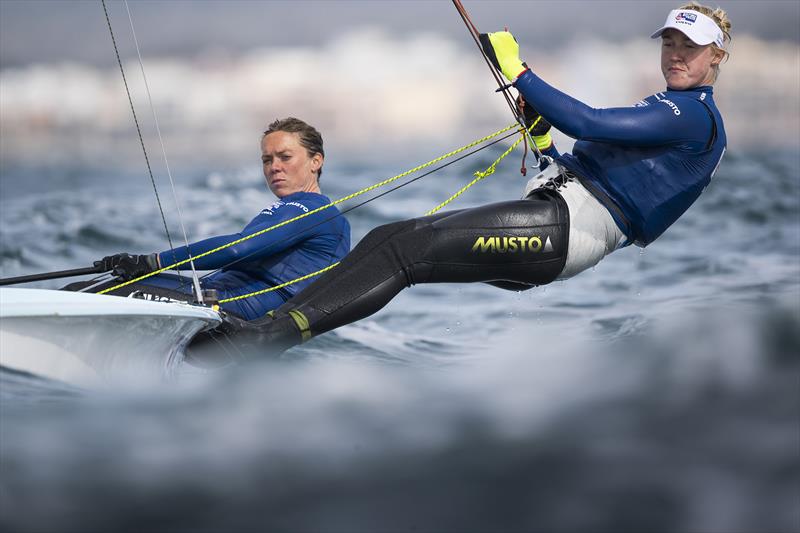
left=480, top=1, right=731, bottom=250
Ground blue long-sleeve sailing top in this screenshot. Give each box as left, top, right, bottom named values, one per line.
left=515, top=69, right=726, bottom=246
left=157, top=191, right=350, bottom=320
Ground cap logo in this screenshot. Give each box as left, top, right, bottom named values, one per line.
left=652, top=9, right=725, bottom=49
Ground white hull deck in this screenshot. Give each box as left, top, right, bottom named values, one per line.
left=0, top=288, right=221, bottom=387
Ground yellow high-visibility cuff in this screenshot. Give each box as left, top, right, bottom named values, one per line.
left=532, top=133, right=553, bottom=151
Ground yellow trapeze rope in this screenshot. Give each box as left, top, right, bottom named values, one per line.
left=218, top=123, right=536, bottom=305
left=425, top=126, right=530, bottom=216
left=100, top=122, right=528, bottom=298
left=218, top=261, right=341, bottom=304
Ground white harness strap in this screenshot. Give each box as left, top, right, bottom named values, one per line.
left=522, top=164, right=627, bottom=280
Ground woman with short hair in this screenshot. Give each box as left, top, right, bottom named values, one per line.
left=87, top=117, right=351, bottom=321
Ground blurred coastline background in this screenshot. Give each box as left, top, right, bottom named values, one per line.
left=1, top=0, right=798, bottom=175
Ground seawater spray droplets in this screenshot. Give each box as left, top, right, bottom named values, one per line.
left=636, top=247, right=646, bottom=297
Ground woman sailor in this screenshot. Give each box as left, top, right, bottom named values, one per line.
left=192, top=2, right=731, bottom=356
left=86, top=118, right=351, bottom=321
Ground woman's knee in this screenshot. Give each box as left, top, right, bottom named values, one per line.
left=360, top=219, right=417, bottom=245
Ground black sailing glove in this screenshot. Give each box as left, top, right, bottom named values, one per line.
left=94, top=253, right=159, bottom=281
left=518, top=95, right=551, bottom=136
left=517, top=95, right=553, bottom=151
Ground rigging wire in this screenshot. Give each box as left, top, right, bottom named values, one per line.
left=451, top=0, right=543, bottom=164
left=121, top=0, right=204, bottom=303
left=100, top=0, right=177, bottom=261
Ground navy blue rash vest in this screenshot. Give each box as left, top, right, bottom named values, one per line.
left=515, top=69, right=727, bottom=246
left=151, top=191, right=350, bottom=320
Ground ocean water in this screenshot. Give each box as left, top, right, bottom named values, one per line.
left=1, top=144, right=799, bottom=532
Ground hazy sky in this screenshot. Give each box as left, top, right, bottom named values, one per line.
left=1, top=0, right=798, bottom=67
left=2, top=0, right=798, bottom=169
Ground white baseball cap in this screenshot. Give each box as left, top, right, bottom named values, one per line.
left=650, top=9, right=725, bottom=48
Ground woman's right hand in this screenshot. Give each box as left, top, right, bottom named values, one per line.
left=94, top=253, right=158, bottom=280
left=479, top=30, right=528, bottom=81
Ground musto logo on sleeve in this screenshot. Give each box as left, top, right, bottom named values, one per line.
left=471, top=235, right=554, bottom=253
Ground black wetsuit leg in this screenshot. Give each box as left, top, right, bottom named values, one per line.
left=274, top=189, right=569, bottom=337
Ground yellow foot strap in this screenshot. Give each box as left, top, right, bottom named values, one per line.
left=288, top=309, right=312, bottom=342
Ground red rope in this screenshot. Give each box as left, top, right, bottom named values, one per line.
left=451, top=0, right=534, bottom=175
left=451, top=0, right=519, bottom=122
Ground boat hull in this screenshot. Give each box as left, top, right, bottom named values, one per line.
left=0, top=288, right=221, bottom=386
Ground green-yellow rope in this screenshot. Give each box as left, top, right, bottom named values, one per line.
left=425, top=128, right=528, bottom=216
left=101, top=122, right=534, bottom=302
left=217, top=123, right=534, bottom=304
left=218, top=261, right=340, bottom=304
